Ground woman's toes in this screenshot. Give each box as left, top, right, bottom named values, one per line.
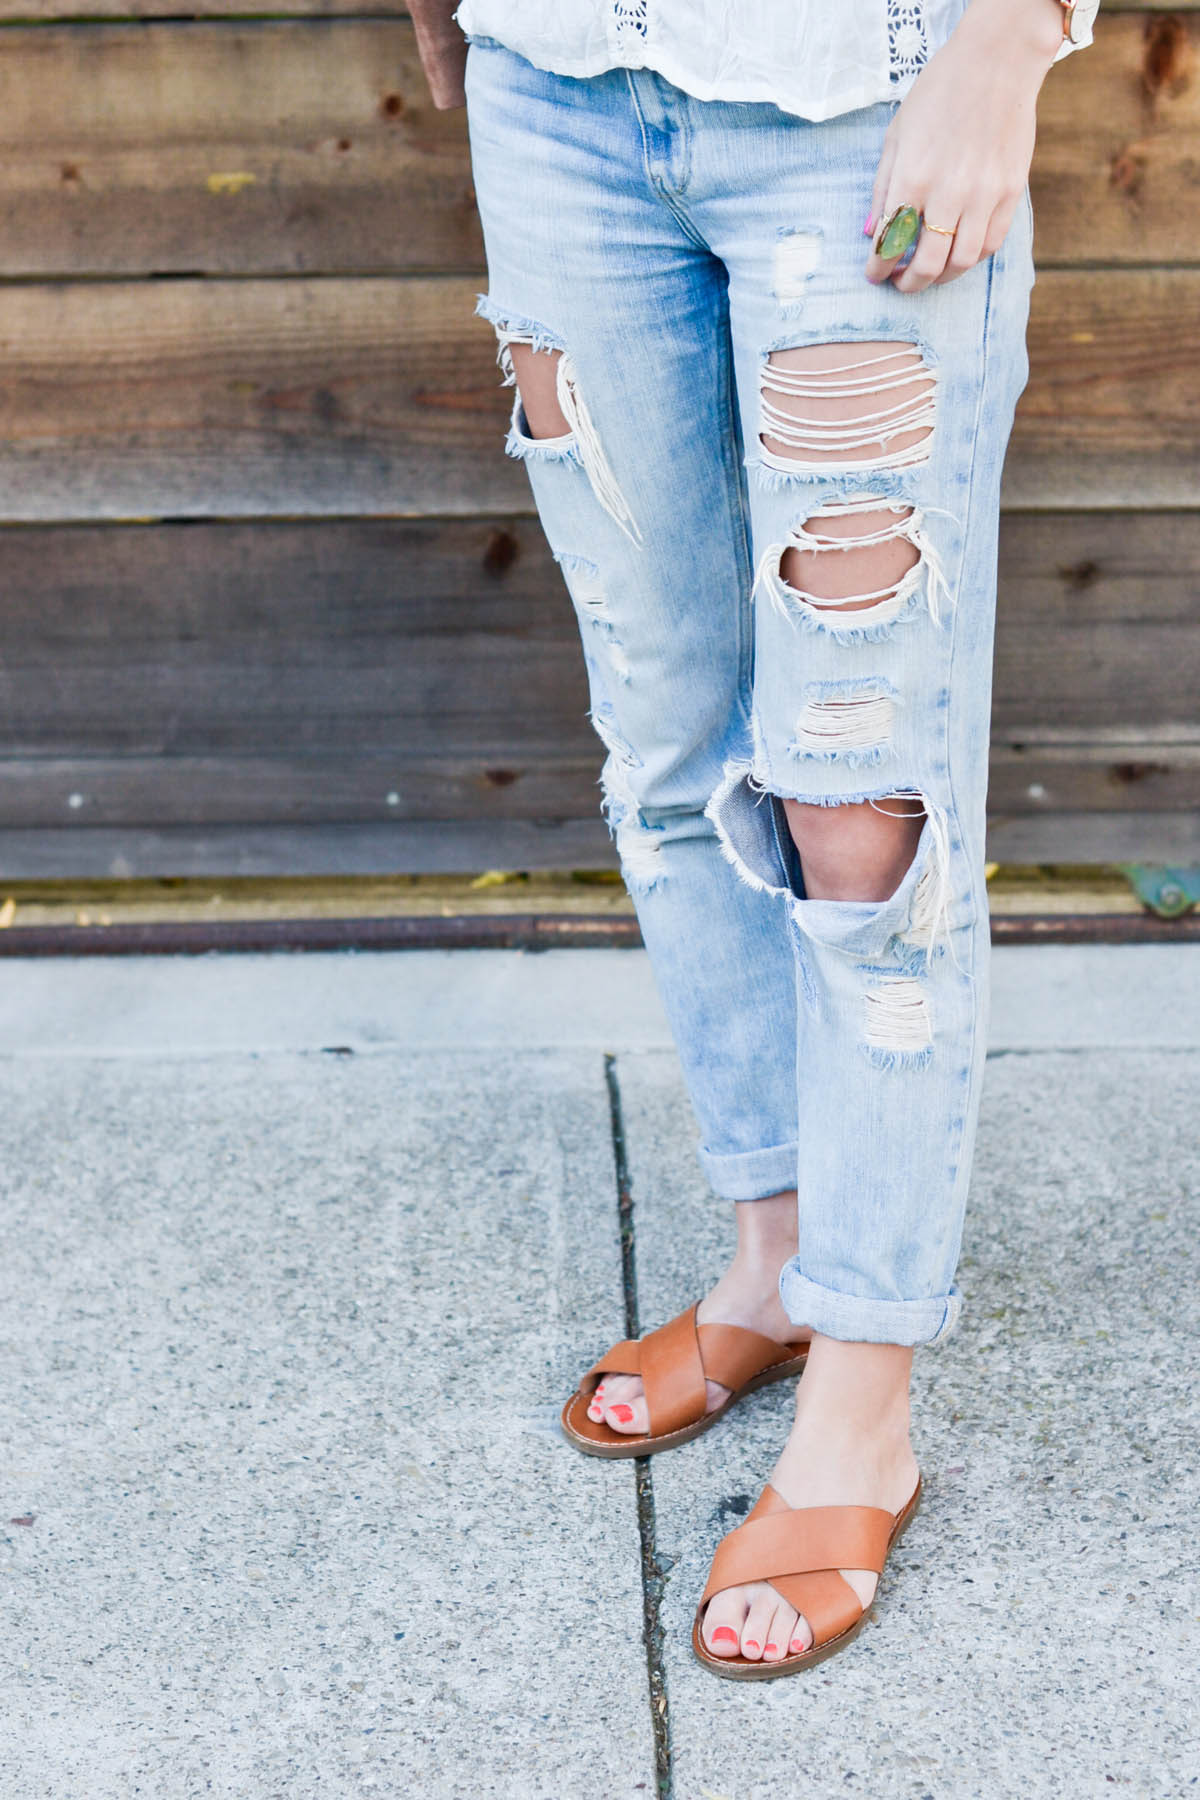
left=788, top=1615, right=814, bottom=1657
left=761, top=1599, right=798, bottom=1662
left=604, top=1392, right=649, bottom=1434
left=740, top=1588, right=778, bottom=1661
left=587, top=1370, right=724, bottom=1433
left=702, top=1585, right=752, bottom=1657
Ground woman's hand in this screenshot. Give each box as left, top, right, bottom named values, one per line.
left=866, top=0, right=1064, bottom=292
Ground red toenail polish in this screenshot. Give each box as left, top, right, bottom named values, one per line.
left=610, top=1404, right=634, bottom=1423
left=765, top=1644, right=778, bottom=1655
left=711, top=1627, right=738, bottom=1646
left=789, top=1638, right=805, bottom=1653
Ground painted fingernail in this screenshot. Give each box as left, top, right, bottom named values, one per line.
left=711, top=1627, right=738, bottom=1646
left=863, top=213, right=876, bottom=237
left=610, top=1403, right=634, bottom=1423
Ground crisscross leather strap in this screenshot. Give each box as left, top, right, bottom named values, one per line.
left=577, top=1305, right=797, bottom=1438
left=700, top=1485, right=896, bottom=1650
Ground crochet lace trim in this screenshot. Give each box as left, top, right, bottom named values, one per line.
left=613, top=0, right=649, bottom=51
left=887, top=2, right=929, bottom=81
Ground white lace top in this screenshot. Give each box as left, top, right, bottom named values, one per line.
left=453, top=0, right=1088, bottom=123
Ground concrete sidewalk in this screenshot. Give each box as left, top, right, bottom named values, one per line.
left=1, top=946, right=1197, bottom=1799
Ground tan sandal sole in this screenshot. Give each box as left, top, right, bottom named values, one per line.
left=690, top=1479, right=922, bottom=1679
left=559, top=1350, right=810, bottom=1460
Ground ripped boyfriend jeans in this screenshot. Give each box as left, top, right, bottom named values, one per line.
left=464, top=36, right=1035, bottom=1347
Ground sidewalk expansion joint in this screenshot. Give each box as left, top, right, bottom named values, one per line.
left=604, top=1053, right=673, bottom=1800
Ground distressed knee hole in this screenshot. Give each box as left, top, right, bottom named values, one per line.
left=476, top=299, right=642, bottom=544
left=757, top=497, right=950, bottom=635
left=863, top=976, right=933, bottom=1066
left=759, top=340, right=935, bottom=475
left=781, top=791, right=924, bottom=903
left=507, top=342, right=571, bottom=440
left=706, top=766, right=956, bottom=962
left=789, top=680, right=896, bottom=766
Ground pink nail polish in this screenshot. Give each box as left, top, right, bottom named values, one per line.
left=744, top=1640, right=760, bottom=1654
left=789, top=1637, right=805, bottom=1653
left=711, top=1627, right=738, bottom=1646
left=610, top=1403, right=634, bottom=1423
left=863, top=213, right=876, bottom=237
left=765, top=1643, right=779, bottom=1656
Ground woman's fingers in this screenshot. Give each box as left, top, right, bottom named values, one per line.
left=864, top=181, right=911, bottom=284
left=931, top=191, right=1020, bottom=285
left=866, top=186, right=1015, bottom=292
left=890, top=204, right=959, bottom=293
left=930, top=211, right=986, bottom=287
left=864, top=150, right=1023, bottom=291
left=981, top=189, right=1022, bottom=260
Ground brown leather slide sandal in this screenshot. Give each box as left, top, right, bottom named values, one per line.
left=560, top=1303, right=810, bottom=1459
left=691, top=1476, right=922, bottom=1679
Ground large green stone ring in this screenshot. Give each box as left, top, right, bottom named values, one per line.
left=875, top=205, right=921, bottom=260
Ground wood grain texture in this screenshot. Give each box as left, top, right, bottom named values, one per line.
left=6, top=811, right=1200, bottom=880
left=1006, top=268, right=1200, bottom=507
left=0, top=0, right=413, bottom=16
left=0, top=270, right=1195, bottom=520
left=0, top=2, right=1194, bottom=22
left=3, top=745, right=1194, bottom=829
left=0, top=515, right=1195, bottom=848
left=0, top=820, right=618, bottom=880
left=991, top=510, right=1200, bottom=730
left=0, top=277, right=511, bottom=520
left=0, top=21, right=483, bottom=276
left=0, top=7, right=1193, bottom=875
left=1032, top=13, right=1200, bottom=264
left=0, top=14, right=1192, bottom=275
left=984, top=810, right=1200, bottom=862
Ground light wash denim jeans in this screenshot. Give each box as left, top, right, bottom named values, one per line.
left=464, top=36, right=1035, bottom=1347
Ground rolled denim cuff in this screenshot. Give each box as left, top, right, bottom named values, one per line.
left=779, top=1262, right=962, bottom=1347
left=698, top=1139, right=798, bottom=1203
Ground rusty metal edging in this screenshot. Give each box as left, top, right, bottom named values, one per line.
left=0, top=911, right=1199, bottom=956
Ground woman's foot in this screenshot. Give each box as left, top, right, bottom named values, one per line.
left=698, top=1335, right=920, bottom=1663
left=587, top=1193, right=808, bottom=1436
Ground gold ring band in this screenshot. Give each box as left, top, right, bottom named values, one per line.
left=923, top=220, right=957, bottom=237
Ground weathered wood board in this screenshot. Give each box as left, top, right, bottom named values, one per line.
left=0, top=22, right=482, bottom=276
left=0, top=14, right=1193, bottom=274
left=0, top=270, right=1196, bottom=519
left=0, top=5, right=1195, bottom=875
left=0, top=514, right=1193, bottom=854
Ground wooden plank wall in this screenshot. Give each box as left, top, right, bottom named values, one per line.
left=0, top=3, right=1196, bottom=876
